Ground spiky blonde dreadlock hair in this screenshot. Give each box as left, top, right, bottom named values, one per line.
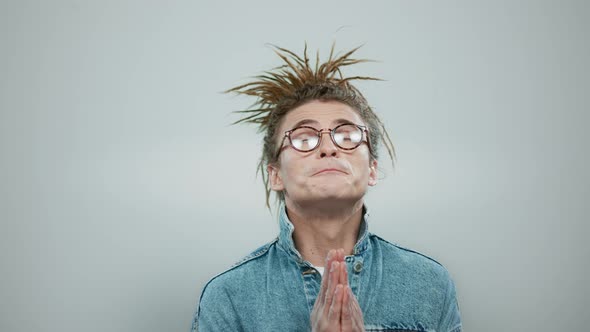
left=226, top=43, right=396, bottom=209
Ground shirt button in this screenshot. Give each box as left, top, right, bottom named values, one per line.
left=353, top=261, right=363, bottom=273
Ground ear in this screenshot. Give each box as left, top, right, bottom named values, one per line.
left=368, top=159, right=378, bottom=186
left=267, top=164, right=285, bottom=191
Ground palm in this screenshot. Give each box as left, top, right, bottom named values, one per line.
left=310, top=249, right=365, bottom=332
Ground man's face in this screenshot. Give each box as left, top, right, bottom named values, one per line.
left=268, top=100, right=378, bottom=208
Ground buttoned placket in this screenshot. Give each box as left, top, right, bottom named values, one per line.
left=345, top=254, right=364, bottom=296
left=277, top=202, right=371, bottom=313
left=301, top=263, right=322, bottom=312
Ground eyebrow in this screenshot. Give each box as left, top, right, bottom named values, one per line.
left=290, top=118, right=355, bottom=129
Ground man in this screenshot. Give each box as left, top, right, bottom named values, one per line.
left=191, top=44, right=462, bottom=332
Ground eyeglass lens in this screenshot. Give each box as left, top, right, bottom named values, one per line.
left=289, top=124, right=363, bottom=152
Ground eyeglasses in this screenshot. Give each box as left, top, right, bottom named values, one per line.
left=276, top=123, right=371, bottom=158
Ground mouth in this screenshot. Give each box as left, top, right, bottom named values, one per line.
left=313, top=168, right=347, bottom=176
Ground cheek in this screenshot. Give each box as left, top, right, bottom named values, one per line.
left=280, top=153, right=311, bottom=177
left=352, top=155, right=372, bottom=175
left=279, top=160, right=306, bottom=185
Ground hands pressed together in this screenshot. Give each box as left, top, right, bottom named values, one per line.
left=310, top=249, right=365, bottom=332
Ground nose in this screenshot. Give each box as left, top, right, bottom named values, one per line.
left=317, top=129, right=338, bottom=158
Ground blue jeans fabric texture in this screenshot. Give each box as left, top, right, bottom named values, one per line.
left=192, top=204, right=462, bottom=332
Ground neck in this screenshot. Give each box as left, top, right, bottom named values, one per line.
left=284, top=199, right=365, bottom=267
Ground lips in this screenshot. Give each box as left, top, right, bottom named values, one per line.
left=313, top=168, right=347, bottom=176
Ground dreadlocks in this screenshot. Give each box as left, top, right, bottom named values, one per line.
left=226, top=43, right=396, bottom=208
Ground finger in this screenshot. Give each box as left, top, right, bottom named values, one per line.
left=323, top=261, right=340, bottom=314
left=338, top=248, right=345, bottom=262
left=350, top=292, right=362, bottom=316
left=328, top=284, right=343, bottom=324
left=352, top=310, right=365, bottom=332
left=337, top=249, right=351, bottom=294
left=346, top=287, right=360, bottom=313
left=345, top=288, right=364, bottom=331
left=352, top=295, right=362, bottom=315
left=348, top=288, right=364, bottom=327
left=325, top=249, right=337, bottom=268
left=339, top=260, right=349, bottom=287
left=341, top=285, right=352, bottom=332
left=317, top=250, right=335, bottom=307
left=316, top=250, right=336, bottom=305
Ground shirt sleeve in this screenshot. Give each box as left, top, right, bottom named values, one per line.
left=438, top=274, right=462, bottom=332
left=191, top=279, right=241, bottom=332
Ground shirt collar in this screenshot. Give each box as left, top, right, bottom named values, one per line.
left=277, top=201, right=371, bottom=264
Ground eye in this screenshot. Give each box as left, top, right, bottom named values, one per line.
left=290, top=127, right=319, bottom=151
left=333, top=124, right=363, bottom=148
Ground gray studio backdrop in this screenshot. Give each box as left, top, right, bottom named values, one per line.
left=1, top=1, right=588, bottom=331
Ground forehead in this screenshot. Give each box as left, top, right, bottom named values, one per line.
left=280, top=100, right=364, bottom=130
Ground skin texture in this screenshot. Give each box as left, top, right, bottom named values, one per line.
left=268, top=100, right=378, bottom=267
left=267, top=100, right=374, bottom=331
left=268, top=100, right=377, bottom=214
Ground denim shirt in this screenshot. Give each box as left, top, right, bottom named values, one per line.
left=192, top=204, right=462, bottom=332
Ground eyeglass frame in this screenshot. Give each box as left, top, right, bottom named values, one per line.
left=275, top=123, right=372, bottom=158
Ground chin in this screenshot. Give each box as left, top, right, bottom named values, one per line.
left=309, top=189, right=361, bottom=203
